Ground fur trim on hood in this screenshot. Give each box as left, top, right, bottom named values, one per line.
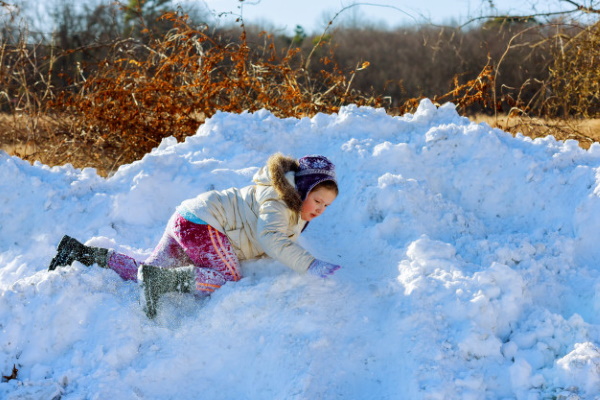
left=266, top=153, right=303, bottom=212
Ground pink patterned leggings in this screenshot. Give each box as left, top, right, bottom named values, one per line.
left=107, top=213, right=242, bottom=294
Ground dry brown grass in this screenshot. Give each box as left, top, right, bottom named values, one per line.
left=472, top=115, right=600, bottom=149
left=0, top=113, right=124, bottom=175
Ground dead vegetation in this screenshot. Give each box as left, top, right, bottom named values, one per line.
left=473, top=115, right=600, bottom=149
left=0, top=2, right=599, bottom=176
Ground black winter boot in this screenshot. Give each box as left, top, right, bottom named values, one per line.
left=48, top=235, right=109, bottom=271
left=140, top=265, right=195, bottom=319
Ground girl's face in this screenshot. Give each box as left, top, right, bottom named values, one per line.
left=300, top=187, right=337, bottom=222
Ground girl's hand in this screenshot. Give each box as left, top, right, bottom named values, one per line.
left=308, top=259, right=341, bottom=278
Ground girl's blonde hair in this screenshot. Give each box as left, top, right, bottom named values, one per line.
left=311, top=180, right=339, bottom=196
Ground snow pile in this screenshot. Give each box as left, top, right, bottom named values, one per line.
left=1, top=99, right=600, bottom=399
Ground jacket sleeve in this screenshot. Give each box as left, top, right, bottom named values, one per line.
left=256, top=199, right=315, bottom=273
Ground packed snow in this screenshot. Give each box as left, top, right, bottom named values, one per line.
left=2, top=99, right=600, bottom=399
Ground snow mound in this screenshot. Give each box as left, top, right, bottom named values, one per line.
left=2, top=99, right=600, bottom=399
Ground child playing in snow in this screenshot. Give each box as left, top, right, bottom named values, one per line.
left=47, top=153, right=341, bottom=318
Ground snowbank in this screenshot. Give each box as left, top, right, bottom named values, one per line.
left=1, top=99, right=600, bottom=399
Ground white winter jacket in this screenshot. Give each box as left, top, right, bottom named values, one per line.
left=178, top=154, right=315, bottom=273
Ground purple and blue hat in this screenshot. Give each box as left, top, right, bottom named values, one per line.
left=295, top=155, right=337, bottom=200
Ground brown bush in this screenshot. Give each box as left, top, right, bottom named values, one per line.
left=49, top=12, right=382, bottom=167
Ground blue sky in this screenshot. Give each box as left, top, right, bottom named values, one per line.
left=197, top=0, right=577, bottom=34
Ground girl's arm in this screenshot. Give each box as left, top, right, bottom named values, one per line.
left=256, top=199, right=315, bottom=273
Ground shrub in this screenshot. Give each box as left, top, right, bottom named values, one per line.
left=544, top=21, right=600, bottom=117
left=51, top=12, right=382, bottom=164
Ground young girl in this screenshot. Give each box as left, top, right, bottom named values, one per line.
left=48, top=153, right=341, bottom=318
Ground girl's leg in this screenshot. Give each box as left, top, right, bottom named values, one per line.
left=144, top=213, right=193, bottom=268
left=174, top=216, right=242, bottom=293
left=138, top=213, right=242, bottom=318
left=105, top=251, right=140, bottom=282
left=147, top=214, right=242, bottom=294
left=47, top=235, right=140, bottom=282
left=106, top=214, right=191, bottom=282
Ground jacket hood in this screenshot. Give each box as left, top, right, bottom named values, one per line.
left=254, top=153, right=303, bottom=212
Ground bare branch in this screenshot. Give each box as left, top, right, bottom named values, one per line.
left=561, top=0, right=600, bottom=14
left=450, top=0, right=600, bottom=29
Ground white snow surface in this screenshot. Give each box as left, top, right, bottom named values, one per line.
left=2, top=99, right=600, bottom=399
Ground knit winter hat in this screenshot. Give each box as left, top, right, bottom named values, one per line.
left=295, top=155, right=337, bottom=200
